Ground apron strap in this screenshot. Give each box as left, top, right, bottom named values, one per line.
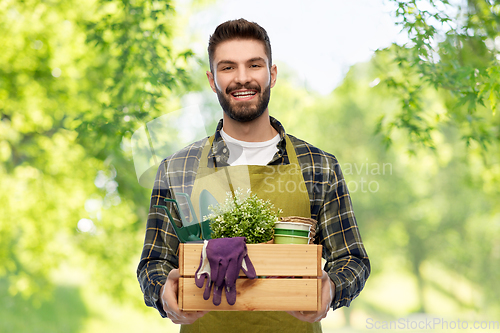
left=284, top=134, right=299, bottom=165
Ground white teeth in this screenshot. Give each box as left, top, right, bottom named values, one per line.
left=232, top=91, right=256, bottom=97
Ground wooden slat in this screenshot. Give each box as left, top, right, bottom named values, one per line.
left=180, top=243, right=321, bottom=277
left=316, top=244, right=322, bottom=277
left=317, top=272, right=322, bottom=311
left=179, top=277, right=319, bottom=311
left=178, top=277, right=184, bottom=310
left=179, top=242, right=185, bottom=276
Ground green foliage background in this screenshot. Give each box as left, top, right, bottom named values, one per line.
left=1, top=0, right=499, bottom=332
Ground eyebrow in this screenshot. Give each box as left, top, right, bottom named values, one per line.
left=216, top=57, right=267, bottom=67
left=247, top=57, right=266, bottom=63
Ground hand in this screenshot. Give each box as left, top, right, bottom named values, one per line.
left=160, top=269, right=208, bottom=325
left=286, top=270, right=335, bottom=323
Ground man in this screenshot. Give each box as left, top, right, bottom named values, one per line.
left=137, top=19, right=370, bottom=332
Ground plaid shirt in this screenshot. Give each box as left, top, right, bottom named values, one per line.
left=137, top=117, right=370, bottom=317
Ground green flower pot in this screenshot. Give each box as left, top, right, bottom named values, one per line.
left=274, top=228, right=309, bottom=237
left=274, top=234, right=309, bottom=244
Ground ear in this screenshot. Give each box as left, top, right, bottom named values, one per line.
left=206, top=71, right=217, bottom=93
left=270, top=64, right=278, bottom=88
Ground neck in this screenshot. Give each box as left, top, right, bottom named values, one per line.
left=222, top=109, right=278, bottom=142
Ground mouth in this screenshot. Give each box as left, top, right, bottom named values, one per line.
left=230, top=90, right=257, bottom=101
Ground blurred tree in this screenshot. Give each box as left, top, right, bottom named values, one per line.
left=379, top=0, right=500, bottom=153
left=269, top=51, right=500, bottom=317
left=373, top=4, right=500, bottom=313
left=0, top=0, right=199, bottom=304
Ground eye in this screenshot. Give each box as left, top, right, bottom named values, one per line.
left=250, top=64, right=261, bottom=68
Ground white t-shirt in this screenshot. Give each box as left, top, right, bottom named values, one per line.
left=220, top=129, right=280, bottom=166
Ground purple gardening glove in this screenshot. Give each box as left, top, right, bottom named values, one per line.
left=195, top=237, right=256, bottom=306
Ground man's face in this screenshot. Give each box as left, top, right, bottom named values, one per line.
left=207, top=39, right=277, bottom=122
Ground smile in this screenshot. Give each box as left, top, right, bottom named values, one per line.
left=231, top=90, right=257, bottom=100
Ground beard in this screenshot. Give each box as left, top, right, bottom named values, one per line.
left=215, top=81, right=271, bottom=123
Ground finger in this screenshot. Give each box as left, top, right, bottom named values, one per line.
left=287, top=311, right=311, bottom=321
left=306, top=310, right=329, bottom=323
left=301, top=313, right=322, bottom=323
left=163, top=284, right=180, bottom=314
left=180, top=311, right=207, bottom=321
left=226, top=284, right=236, bottom=305
left=203, top=279, right=212, bottom=300
left=286, top=310, right=325, bottom=323
left=242, top=256, right=256, bottom=278
left=162, top=270, right=181, bottom=315
left=169, top=311, right=208, bottom=325
left=225, top=258, right=239, bottom=287
left=214, top=261, right=225, bottom=287
left=213, top=283, right=223, bottom=306
left=170, top=316, right=195, bottom=325
left=195, top=256, right=203, bottom=287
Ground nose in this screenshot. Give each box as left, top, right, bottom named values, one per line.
left=234, top=67, right=251, bottom=84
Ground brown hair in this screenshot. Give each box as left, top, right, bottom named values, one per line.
left=208, top=18, right=272, bottom=72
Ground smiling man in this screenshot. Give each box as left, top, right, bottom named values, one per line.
left=137, top=19, right=370, bottom=333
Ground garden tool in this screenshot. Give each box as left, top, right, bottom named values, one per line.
left=175, top=192, right=200, bottom=226
left=154, top=194, right=213, bottom=243
left=199, top=189, right=219, bottom=221
left=153, top=198, right=203, bottom=243
left=176, top=191, right=214, bottom=240
left=198, top=189, right=218, bottom=239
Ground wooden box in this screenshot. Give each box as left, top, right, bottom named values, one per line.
left=178, top=243, right=322, bottom=311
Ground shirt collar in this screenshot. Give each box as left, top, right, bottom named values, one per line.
left=207, top=116, right=287, bottom=167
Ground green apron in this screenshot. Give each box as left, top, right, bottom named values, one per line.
left=181, top=134, right=322, bottom=333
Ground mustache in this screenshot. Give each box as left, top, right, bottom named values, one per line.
left=226, top=83, right=261, bottom=94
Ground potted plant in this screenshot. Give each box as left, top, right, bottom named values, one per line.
left=206, top=188, right=280, bottom=244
